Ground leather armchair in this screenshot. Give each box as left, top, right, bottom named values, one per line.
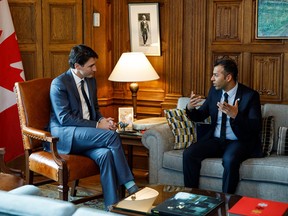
left=14, top=78, right=101, bottom=203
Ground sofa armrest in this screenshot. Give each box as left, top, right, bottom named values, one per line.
left=8, top=185, right=42, bottom=196
left=142, top=123, right=174, bottom=184
left=0, top=189, right=76, bottom=216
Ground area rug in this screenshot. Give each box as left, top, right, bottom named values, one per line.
left=38, top=184, right=105, bottom=210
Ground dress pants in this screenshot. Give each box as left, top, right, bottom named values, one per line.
left=71, top=127, right=134, bottom=209
left=183, top=138, right=249, bottom=194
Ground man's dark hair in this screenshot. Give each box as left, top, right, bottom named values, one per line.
left=214, top=57, right=238, bottom=81
left=68, top=44, right=98, bottom=68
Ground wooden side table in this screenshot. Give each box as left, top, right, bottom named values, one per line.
left=119, top=133, right=143, bottom=171
left=119, top=117, right=167, bottom=175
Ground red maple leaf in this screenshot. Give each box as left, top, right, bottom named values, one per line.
left=0, top=32, right=23, bottom=91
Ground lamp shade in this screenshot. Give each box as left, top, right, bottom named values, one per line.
left=108, top=52, right=159, bottom=82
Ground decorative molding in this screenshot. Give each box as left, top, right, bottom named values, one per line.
left=251, top=54, right=282, bottom=101
left=212, top=1, right=243, bottom=43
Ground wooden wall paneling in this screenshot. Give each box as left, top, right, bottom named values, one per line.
left=283, top=51, right=288, bottom=102
left=89, top=0, right=116, bottom=118
left=251, top=54, right=283, bottom=102
left=207, top=0, right=246, bottom=90
left=42, top=0, right=83, bottom=78
left=164, top=0, right=183, bottom=97
left=92, top=0, right=111, bottom=97
left=161, top=0, right=184, bottom=112
left=182, top=0, right=207, bottom=98
left=212, top=0, right=243, bottom=43
left=9, top=0, right=43, bottom=80
left=111, top=0, right=167, bottom=118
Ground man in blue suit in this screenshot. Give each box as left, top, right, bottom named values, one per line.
left=183, top=58, right=263, bottom=194
left=49, top=44, right=138, bottom=210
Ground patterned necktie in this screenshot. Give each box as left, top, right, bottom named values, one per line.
left=80, top=80, right=92, bottom=119
left=220, top=92, right=229, bottom=143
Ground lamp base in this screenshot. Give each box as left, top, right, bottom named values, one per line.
left=129, top=82, right=139, bottom=119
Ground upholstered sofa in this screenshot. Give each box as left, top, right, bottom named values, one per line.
left=0, top=185, right=120, bottom=216
left=142, top=97, right=288, bottom=203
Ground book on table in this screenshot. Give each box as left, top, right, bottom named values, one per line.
left=151, top=192, right=223, bottom=216
left=228, top=196, right=288, bottom=216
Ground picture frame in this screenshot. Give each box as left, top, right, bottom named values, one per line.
left=128, top=3, right=161, bottom=56
left=256, top=0, right=288, bottom=39
left=118, top=107, right=134, bottom=131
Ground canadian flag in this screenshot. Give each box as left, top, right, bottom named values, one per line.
left=0, top=0, right=25, bottom=162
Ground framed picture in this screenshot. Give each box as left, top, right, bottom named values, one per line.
left=256, top=0, right=288, bottom=39
left=118, top=107, right=134, bottom=130
left=128, top=3, right=161, bottom=56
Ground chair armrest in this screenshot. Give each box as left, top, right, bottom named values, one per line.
left=22, top=126, right=58, bottom=143
left=22, top=126, right=66, bottom=168
left=142, top=124, right=174, bottom=183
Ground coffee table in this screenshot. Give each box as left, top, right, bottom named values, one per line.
left=112, top=184, right=242, bottom=215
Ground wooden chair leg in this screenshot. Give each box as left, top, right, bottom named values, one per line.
left=70, top=179, right=79, bottom=197
left=58, top=184, right=69, bottom=201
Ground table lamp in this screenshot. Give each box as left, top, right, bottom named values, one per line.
left=108, top=52, right=159, bottom=119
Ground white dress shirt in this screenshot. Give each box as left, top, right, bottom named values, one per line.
left=71, top=69, right=90, bottom=120
left=214, top=83, right=238, bottom=140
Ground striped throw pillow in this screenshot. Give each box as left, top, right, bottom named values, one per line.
left=164, top=109, right=197, bottom=149
left=277, top=127, right=288, bottom=156
left=261, top=116, right=274, bottom=156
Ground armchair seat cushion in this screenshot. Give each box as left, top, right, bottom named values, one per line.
left=29, top=151, right=99, bottom=181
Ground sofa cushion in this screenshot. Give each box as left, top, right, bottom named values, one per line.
left=261, top=116, right=274, bottom=156
left=277, top=127, right=288, bottom=155
left=164, top=109, right=197, bottom=149
left=163, top=149, right=184, bottom=172
left=240, top=155, right=288, bottom=184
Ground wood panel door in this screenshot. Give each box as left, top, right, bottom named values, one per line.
left=9, top=0, right=83, bottom=80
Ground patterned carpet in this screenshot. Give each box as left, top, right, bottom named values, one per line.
left=38, top=184, right=105, bottom=210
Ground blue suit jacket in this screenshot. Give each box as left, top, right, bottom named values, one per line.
left=186, top=83, right=262, bottom=157
left=48, top=69, right=103, bottom=154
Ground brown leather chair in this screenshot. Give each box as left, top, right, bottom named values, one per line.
left=0, top=148, right=24, bottom=191
left=14, top=78, right=101, bottom=203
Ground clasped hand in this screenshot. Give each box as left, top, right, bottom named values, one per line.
left=98, top=117, right=117, bottom=130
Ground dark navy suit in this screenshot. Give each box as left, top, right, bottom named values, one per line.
left=49, top=69, right=134, bottom=208
left=183, top=83, right=263, bottom=193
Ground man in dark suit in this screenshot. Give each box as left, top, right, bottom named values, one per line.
left=183, top=58, right=263, bottom=194
left=49, top=44, right=138, bottom=210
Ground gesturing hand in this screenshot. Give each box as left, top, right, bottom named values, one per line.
left=217, top=99, right=239, bottom=119
left=187, top=91, right=205, bottom=110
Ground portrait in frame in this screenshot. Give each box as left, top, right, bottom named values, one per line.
left=256, top=0, right=288, bottom=39
left=128, top=3, right=161, bottom=56
left=118, top=107, right=134, bottom=131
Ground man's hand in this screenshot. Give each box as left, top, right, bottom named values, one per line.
left=217, top=99, right=239, bottom=119
left=98, top=117, right=117, bottom=130
left=187, top=91, right=205, bottom=110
